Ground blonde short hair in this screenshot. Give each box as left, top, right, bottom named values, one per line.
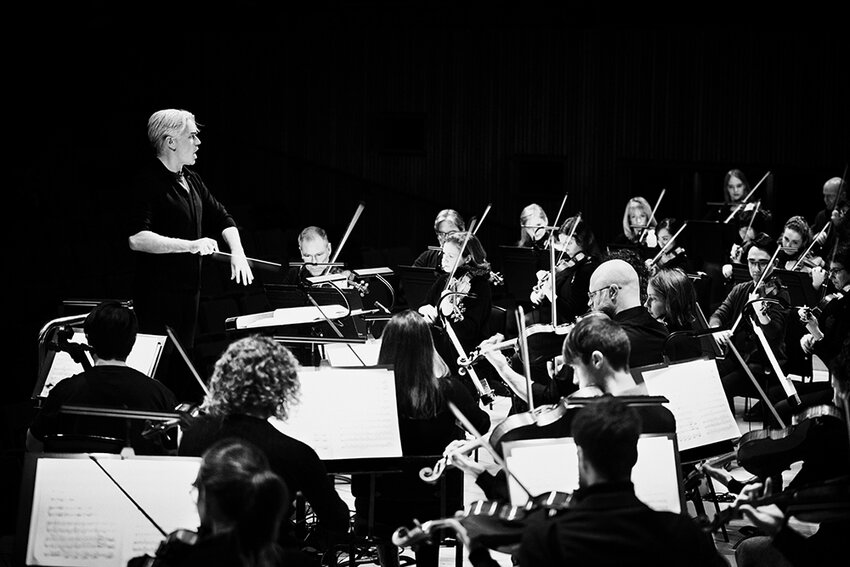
left=147, top=109, right=197, bottom=156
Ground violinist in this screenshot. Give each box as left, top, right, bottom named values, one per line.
left=514, top=397, right=723, bottom=567
left=645, top=267, right=703, bottom=362
left=283, top=225, right=334, bottom=282
left=129, top=437, right=315, bottom=567
left=709, top=232, right=791, bottom=413
left=811, top=176, right=845, bottom=249
left=528, top=215, right=602, bottom=325
left=777, top=215, right=826, bottom=289
left=454, top=315, right=675, bottom=501
left=178, top=336, right=350, bottom=548
left=517, top=203, right=549, bottom=249
left=728, top=345, right=850, bottom=567
left=413, top=208, right=465, bottom=271
left=612, top=196, right=658, bottom=251
left=418, top=232, right=493, bottom=378
left=26, top=301, right=177, bottom=455
left=647, top=217, right=690, bottom=274
left=351, top=310, right=489, bottom=567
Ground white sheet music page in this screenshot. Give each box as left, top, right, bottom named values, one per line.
left=641, top=358, right=740, bottom=451
left=40, top=332, right=166, bottom=397
left=269, top=366, right=403, bottom=460
left=503, top=436, right=682, bottom=513
left=26, top=456, right=201, bottom=567
left=323, top=339, right=383, bottom=367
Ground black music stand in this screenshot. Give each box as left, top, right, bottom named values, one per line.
left=771, top=268, right=818, bottom=307
left=497, top=245, right=543, bottom=303
left=681, top=221, right=739, bottom=267
left=264, top=283, right=367, bottom=338
left=395, top=265, right=440, bottom=309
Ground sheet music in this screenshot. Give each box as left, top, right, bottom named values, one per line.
left=323, top=339, right=383, bottom=366
left=640, top=358, right=740, bottom=451
left=504, top=435, right=682, bottom=513
left=40, top=332, right=166, bottom=397
left=234, top=304, right=349, bottom=329
left=269, top=367, right=403, bottom=460
left=26, top=457, right=201, bottom=567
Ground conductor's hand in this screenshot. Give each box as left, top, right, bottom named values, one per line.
left=418, top=304, right=438, bottom=324
left=190, top=237, right=219, bottom=256
left=229, top=250, right=254, bottom=286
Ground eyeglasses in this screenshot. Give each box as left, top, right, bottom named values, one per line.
left=588, top=285, right=613, bottom=300
left=435, top=230, right=457, bottom=238
left=829, top=266, right=846, bottom=275
left=747, top=259, right=771, bottom=268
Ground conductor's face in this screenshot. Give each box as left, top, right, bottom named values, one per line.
left=172, top=119, right=201, bottom=167
left=300, top=237, right=331, bottom=276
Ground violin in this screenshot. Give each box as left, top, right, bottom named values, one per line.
left=531, top=253, right=587, bottom=302
left=458, top=323, right=573, bottom=375
left=327, top=266, right=370, bottom=296
left=132, top=529, right=200, bottom=566
left=441, top=272, right=474, bottom=322
left=736, top=404, right=845, bottom=479
left=703, top=475, right=850, bottom=534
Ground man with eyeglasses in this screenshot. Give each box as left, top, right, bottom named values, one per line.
left=709, top=232, right=791, bottom=414
left=413, top=209, right=465, bottom=271
left=586, top=258, right=668, bottom=369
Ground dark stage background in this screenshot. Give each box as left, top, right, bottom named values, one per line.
left=12, top=9, right=849, bottom=413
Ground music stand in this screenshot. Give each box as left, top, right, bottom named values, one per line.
left=263, top=283, right=367, bottom=339
left=395, top=265, right=440, bottom=308
left=681, top=221, right=739, bottom=267
left=497, top=245, right=543, bottom=302
left=771, top=268, right=818, bottom=307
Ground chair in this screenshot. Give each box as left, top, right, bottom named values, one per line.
left=42, top=434, right=125, bottom=454
left=487, top=305, right=507, bottom=337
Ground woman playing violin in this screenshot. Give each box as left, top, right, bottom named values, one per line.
left=413, top=209, right=465, bottom=271
left=709, top=232, right=792, bottom=412
left=645, top=267, right=702, bottom=362
left=130, top=437, right=314, bottom=567
left=419, top=232, right=493, bottom=377
left=517, top=203, right=549, bottom=249
left=352, top=310, right=489, bottom=567
left=648, top=217, right=690, bottom=274
left=777, top=215, right=826, bottom=289
left=612, top=196, right=658, bottom=251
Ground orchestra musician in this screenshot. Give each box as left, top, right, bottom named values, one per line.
left=418, top=232, right=493, bottom=378
left=26, top=301, right=177, bottom=455
left=612, top=196, right=658, bottom=250
left=587, top=258, right=669, bottom=369
left=517, top=203, right=549, bottom=249
left=645, top=268, right=703, bottom=362
left=777, top=215, right=826, bottom=289
left=178, top=336, right=350, bottom=549
left=512, top=397, right=723, bottom=567
left=413, top=209, right=466, bottom=271
left=648, top=217, right=691, bottom=274
left=811, top=176, right=845, bottom=244
left=129, top=438, right=315, bottom=567
left=709, top=232, right=791, bottom=414
left=352, top=310, right=489, bottom=567
left=284, top=226, right=334, bottom=283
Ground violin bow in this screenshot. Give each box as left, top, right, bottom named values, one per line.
left=724, top=171, right=771, bottom=224
left=549, top=192, right=570, bottom=239
left=447, top=400, right=535, bottom=500
left=515, top=305, right=535, bottom=412
left=442, top=218, right=478, bottom=294
left=443, top=319, right=494, bottom=406
left=750, top=318, right=801, bottom=406
left=729, top=244, right=783, bottom=336
left=548, top=233, right=558, bottom=325
left=638, top=188, right=665, bottom=243
left=89, top=455, right=169, bottom=537
left=825, top=167, right=848, bottom=271
left=325, top=201, right=366, bottom=274
left=556, top=212, right=582, bottom=265
left=743, top=200, right=761, bottom=239
left=647, top=221, right=688, bottom=268
left=471, top=203, right=492, bottom=237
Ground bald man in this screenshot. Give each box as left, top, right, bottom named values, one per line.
left=588, top=259, right=669, bottom=368
left=812, top=177, right=847, bottom=249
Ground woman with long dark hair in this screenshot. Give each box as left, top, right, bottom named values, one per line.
left=646, top=268, right=702, bottom=362
left=353, top=310, right=489, bottom=567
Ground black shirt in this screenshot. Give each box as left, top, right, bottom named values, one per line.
left=128, top=158, right=236, bottom=292
left=29, top=365, right=177, bottom=455
left=614, top=306, right=670, bottom=369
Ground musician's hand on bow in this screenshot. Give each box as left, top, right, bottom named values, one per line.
left=748, top=292, right=771, bottom=325
left=810, top=265, right=826, bottom=290
left=530, top=289, right=543, bottom=305
left=730, top=244, right=743, bottom=264
left=479, top=334, right=509, bottom=371
left=228, top=249, right=254, bottom=285
left=800, top=333, right=817, bottom=354
left=190, top=237, right=219, bottom=256
left=815, top=230, right=828, bottom=246
left=715, top=329, right=733, bottom=349
left=644, top=228, right=657, bottom=248
left=418, top=304, right=438, bottom=324
left=444, top=440, right=486, bottom=477
left=735, top=479, right=785, bottom=537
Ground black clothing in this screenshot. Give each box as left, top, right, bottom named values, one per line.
left=424, top=270, right=492, bottom=377
left=614, top=306, right=670, bottom=369
left=530, top=254, right=599, bottom=326
left=127, top=529, right=318, bottom=567
left=352, top=378, right=489, bottom=538
left=517, top=481, right=726, bottom=567
left=29, top=365, right=177, bottom=455
left=811, top=288, right=849, bottom=366
left=413, top=248, right=443, bottom=270
left=128, top=158, right=237, bottom=347
left=664, top=319, right=705, bottom=363
left=178, top=414, right=350, bottom=539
